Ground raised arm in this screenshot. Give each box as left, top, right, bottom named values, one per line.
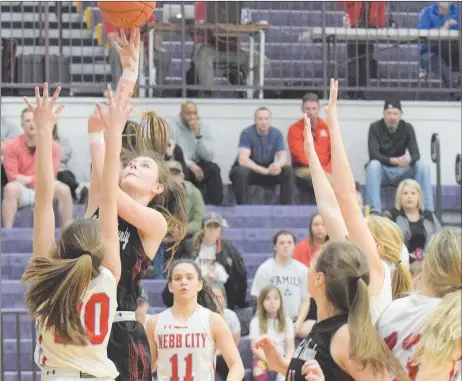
left=95, top=85, right=134, bottom=281
left=24, top=84, right=65, bottom=257
left=303, top=115, right=349, bottom=241
left=326, top=79, right=384, bottom=281
left=85, top=27, right=141, bottom=217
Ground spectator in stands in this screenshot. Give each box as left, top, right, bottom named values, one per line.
left=135, top=286, right=151, bottom=327
left=2, top=108, right=73, bottom=228
left=365, top=100, right=434, bottom=214
left=418, top=2, right=460, bottom=92
left=169, top=101, right=223, bottom=205
left=230, top=107, right=294, bottom=205
left=293, top=213, right=328, bottom=268
left=249, top=285, right=295, bottom=381
left=389, top=179, right=441, bottom=262
left=103, top=19, right=171, bottom=95
left=164, top=213, right=248, bottom=310
left=338, top=1, right=386, bottom=99
left=288, top=93, right=332, bottom=193
left=167, top=160, right=205, bottom=236
left=190, top=1, right=269, bottom=97
left=211, top=283, right=241, bottom=381
left=52, top=124, right=89, bottom=205
left=250, top=230, right=308, bottom=325
left=1, top=115, right=21, bottom=191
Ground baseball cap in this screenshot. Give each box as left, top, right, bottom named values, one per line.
left=203, top=213, right=228, bottom=228
left=384, top=100, right=402, bottom=112
left=166, top=160, right=183, bottom=173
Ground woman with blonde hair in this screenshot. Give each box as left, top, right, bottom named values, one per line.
left=378, top=227, right=462, bottom=380
left=366, top=215, right=413, bottom=299
left=390, top=179, right=441, bottom=262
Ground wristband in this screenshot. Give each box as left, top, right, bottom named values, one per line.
left=89, top=132, right=105, bottom=144
left=121, top=67, right=138, bottom=82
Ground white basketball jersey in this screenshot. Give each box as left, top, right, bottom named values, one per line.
left=369, top=260, right=392, bottom=324
left=154, top=306, right=216, bottom=381
left=378, top=293, right=459, bottom=381
left=35, top=267, right=119, bottom=379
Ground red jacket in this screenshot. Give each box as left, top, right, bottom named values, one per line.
left=338, top=2, right=387, bottom=28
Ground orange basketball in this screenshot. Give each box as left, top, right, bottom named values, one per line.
left=98, top=1, right=156, bottom=28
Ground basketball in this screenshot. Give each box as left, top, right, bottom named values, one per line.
left=98, top=1, right=156, bottom=28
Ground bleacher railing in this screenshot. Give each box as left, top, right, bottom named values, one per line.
left=0, top=309, right=39, bottom=381
left=1, top=1, right=460, bottom=100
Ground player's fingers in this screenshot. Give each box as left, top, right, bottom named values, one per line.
left=107, top=85, right=114, bottom=106
left=95, top=102, right=107, bottom=125
left=54, top=104, right=65, bottom=118
left=23, top=97, right=34, bottom=111
left=50, top=86, right=62, bottom=109
left=34, top=86, right=41, bottom=108
left=42, top=82, right=49, bottom=105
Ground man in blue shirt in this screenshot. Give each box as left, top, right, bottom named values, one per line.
left=229, top=107, right=294, bottom=204
left=418, top=1, right=460, bottom=90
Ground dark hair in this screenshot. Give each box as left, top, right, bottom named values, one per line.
left=272, top=229, right=297, bottom=246
left=308, top=213, right=329, bottom=253
left=121, top=111, right=188, bottom=256
left=302, top=92, right=319, bottom=104
left=254, top=106, right=271, bottom=117
left=22, top=218, right=104, bottom=346
left=21, top=107, right=32, bottom=118
left=166, top=259, right=220, bottom=313
left=315, top=241, right=408, bottom=379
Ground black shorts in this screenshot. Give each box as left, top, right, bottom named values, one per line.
left=108, top=321, right=152, bottom=381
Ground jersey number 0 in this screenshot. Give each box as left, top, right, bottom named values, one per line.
left=55, top=293, right=110, bottom=345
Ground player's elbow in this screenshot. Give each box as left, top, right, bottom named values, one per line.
left=228, top=360, right=245, bottom=380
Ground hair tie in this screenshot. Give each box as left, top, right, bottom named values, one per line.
left=81, top=250, right=92, bottom=257
left=395, top=260, right=402, bottom=266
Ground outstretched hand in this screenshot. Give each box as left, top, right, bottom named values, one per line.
left=23, top=83, right=65, bottom=132
left=324, top=78, right=339, bottom=126
left=113, top=28, right=140, bottom=75
left=95, top=85, right=135, bottom=135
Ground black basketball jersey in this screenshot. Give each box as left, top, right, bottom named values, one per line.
left=286, top=315, right=353, bottom=381
left=92, top=210, right=150, bottom=311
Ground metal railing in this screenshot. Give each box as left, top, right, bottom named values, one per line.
left=456, top=153, right=461, bottom=185
left=431, top=133, right=442, bottom=222
left=0, top=309, right=39, bottom=381
left=1, top=1, right=460, bottom=100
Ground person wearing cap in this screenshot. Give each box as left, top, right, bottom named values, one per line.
left=169, top=102, right=223, bottom=205
left=162, top=212, right=248, bottom=310
left=167, top=160, right=205, bottom=236
left=365, top=100, right=434, bottom=214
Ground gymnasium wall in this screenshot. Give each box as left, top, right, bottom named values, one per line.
left=2, top=97, right=461, bottom=185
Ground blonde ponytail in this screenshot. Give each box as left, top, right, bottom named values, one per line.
left=22, top=255, right=94, bottom=346
left=413, top=289, right=461, bottom=366
left=392, top=261, right=413, bottom=299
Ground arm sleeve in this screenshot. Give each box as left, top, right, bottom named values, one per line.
left=287, top=124, right=309, bottom=166
left=285, top=318, right=295, bottom=339
left=3, top=142, right=20, bottom=181
left=418, top=8, right=432, bottom=29
left=299, top=266, right=309, bottom=300
left=228, top=311, right=241, bottom=334
left=195, top=123, right=214, bottom=161
left=250, top=263, right=268, bottom=297
left=187, top=187, right=205, bottom=234
left=406, top=124, right=421, bottom=166
left=274, top=130, right=285, bottom=152
left=238, top=129, right=251, bottom=149
left=248, top=317, right=259, bottom=339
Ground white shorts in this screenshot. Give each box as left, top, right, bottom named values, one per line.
left=42, top=371, right=114, bottom=381
left=18, top=183, right=36, bottom=208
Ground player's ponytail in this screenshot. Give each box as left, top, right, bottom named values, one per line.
left=366, top=216, right=413, bottom=299
left=22, top=254, right=94, bottom=346
left=413, top=227, right=462, bottom=367
left=316, top=242, right=409, bottom=381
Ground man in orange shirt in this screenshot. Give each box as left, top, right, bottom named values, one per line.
left=287, top=93, right=332, bottom=194
left=2, top=108, right=73, bottom=228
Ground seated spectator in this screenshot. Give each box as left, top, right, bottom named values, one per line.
left=103, top=18, right=171, bottom=96
left=169, top=102, right=223, bottom=205
left=189, top=1, right=269, bottom=97
left=211, top=283, right=241, bottom=381
left=293, top=213, right=328, bottom=268
left=389, top=179, right=441, bottom=262
left=52, top=124, right=89, bottom=204
left=418, top=2, right=460, bottom=92
left=167, top=160, right=205, bottom=236
left=1, top=115, right=21, bottom=191
left=249, top=285, right=295, bottom=381
left=2, top=108, right=73, bottom=228
left=288, top=93, right=332, bottom=193
left=250, top=230, right=308, bottom=325
left=163, top=213, right=248, bottom=310
left=365, top=100, right=434, bottom=214
left=230, top=107, right=294, bottom=205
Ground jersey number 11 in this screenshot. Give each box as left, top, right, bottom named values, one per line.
left=170, top=353, right=194, bottom=381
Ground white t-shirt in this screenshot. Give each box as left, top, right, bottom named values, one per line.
left=250, top=258, right=308, bottom=320
left=249, top=316, right=294, bottom=356
left=223, top=308, right=241, bottom=334
left=196, top=244, right=229, bottom=284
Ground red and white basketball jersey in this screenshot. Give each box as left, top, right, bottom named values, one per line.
left=378, top=293, right=459, bottom=381
left=154, top=306, right=216, bottom=381
left=35, top=267, right=118, bottom=378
